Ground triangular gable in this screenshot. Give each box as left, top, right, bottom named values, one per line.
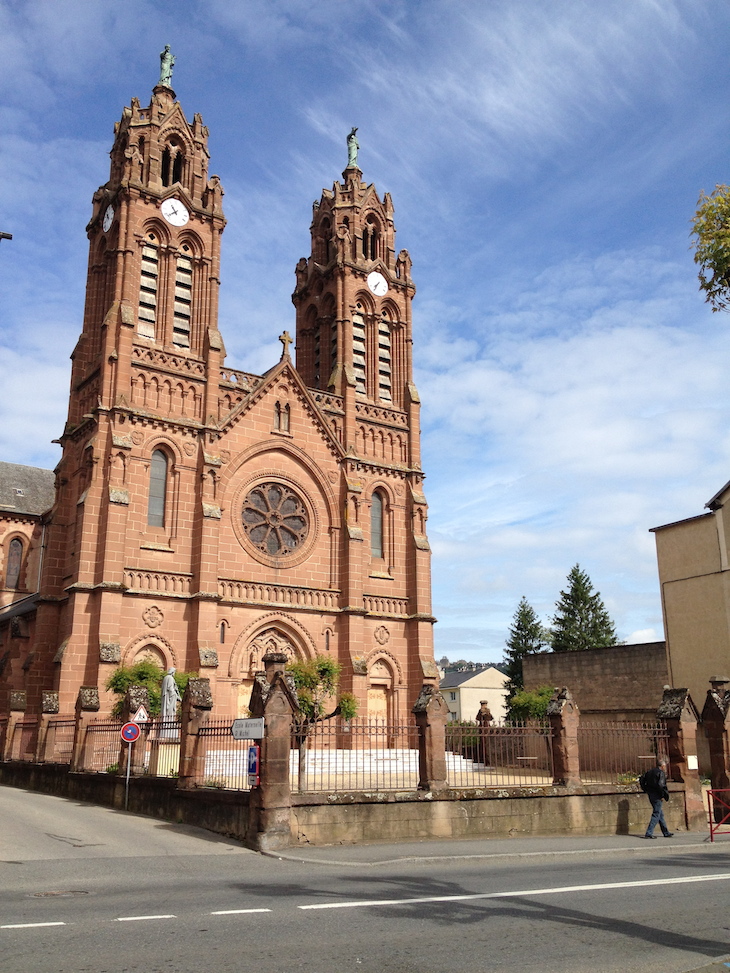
left=220, top=359, right=345, bottom=460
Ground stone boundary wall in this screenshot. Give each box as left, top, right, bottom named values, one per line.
left=523, top=642, right=669, bottom=720
left=0, top=762, right=692, bottom=846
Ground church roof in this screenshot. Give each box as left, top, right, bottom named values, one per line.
left=0, top=462, right=55, bottom=516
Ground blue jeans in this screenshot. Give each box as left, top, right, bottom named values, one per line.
left=645, top=795, right=670, bottom=836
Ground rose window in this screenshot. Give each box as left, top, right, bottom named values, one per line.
left=241, top=483, right=309, bottom=556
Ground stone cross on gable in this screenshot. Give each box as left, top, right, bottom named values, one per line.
left=279, top=330, right=293, bottom=360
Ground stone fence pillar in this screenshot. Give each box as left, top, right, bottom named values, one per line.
left=3, top=692, right=29, bottom=760
left=412, top=684, right=449, bottom=792
left=246, top=650, right=299, bottom=852
left=701, top=678, right=730, bottom=792
left=547, top=687, right=581, bottom=788
left=35, top=691, right=60, bottom=762
left=177, top=678, right=213, bottom=788
left=70, top=687, right=100, bottom=772
left=117, top=686, right=150, bottom=775
left=657, top=687, right=705, bottom=830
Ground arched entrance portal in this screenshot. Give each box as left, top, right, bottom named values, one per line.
left=367, top=658, right=394, bottom=724
left=236, top=628, right=298, bottom=716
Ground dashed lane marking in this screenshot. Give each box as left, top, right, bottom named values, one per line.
left=115, top=914, right=177, bottom=922
left=210, top=909, right=272, bottom=915
left=1, top=922, right=67, bottom=929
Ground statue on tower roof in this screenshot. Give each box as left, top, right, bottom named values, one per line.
left=159, top=45, right=176, bottom=88
left=346, top=127, right=359, bottom=169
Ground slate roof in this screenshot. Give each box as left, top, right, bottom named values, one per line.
left=440, top=665, right=507, bottom=690
left=0, top=462, right=55, bottom=516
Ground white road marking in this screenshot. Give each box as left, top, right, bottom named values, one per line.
left=210, top=908, right=272, bottom=915
left=115, top=914, right=176, bottom=922
left=1, top=922, right=66, bottom=929
left=299, top=871, right=730, bottom=910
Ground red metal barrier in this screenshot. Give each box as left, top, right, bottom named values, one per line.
left=706, top=789, right=730, bottom=841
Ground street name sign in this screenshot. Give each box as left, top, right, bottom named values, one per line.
left=231, top=717, right=264, bottom=740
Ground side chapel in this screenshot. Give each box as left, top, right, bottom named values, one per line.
left=0, top=68, right=437, bottom=724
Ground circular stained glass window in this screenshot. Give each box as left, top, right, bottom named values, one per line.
left=241, top=483, right=309, bottom=557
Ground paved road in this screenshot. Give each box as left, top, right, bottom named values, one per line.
left=2, top=785, right=730, bottom=973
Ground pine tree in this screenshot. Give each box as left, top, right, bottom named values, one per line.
left=550, top=564, right=618, bottom=652
left=503, top=597, right=548, bottom=701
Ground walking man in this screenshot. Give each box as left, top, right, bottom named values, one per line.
left=643, top=757, right=673, bottom=838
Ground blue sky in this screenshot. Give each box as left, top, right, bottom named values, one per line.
left=2, top=0, right=730, bottom=662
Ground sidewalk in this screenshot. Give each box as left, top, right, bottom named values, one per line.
left=269, top=829, right=730, bottom=866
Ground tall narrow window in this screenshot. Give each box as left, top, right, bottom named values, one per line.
left=138, top=238, right=158, bottom=339
left=371, top=491, right=384, bottom=559
left=147, top=449, right=168, bottom=527
left=377, top=317, right=392, bottom=403
left=352, top=307, right=367, bottom=396
left=173, top=253, right=192, bottom=348
left=172, top=151, right=183, bottom=185
left=220, top=622, right=226, bottom=644
left=6, top=538, right=23, bottom=589
left=161, top=147, right=171, bottom=187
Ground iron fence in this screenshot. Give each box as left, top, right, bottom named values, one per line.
left=578, top=721, right=669, bottom=783
left=194, top=719, right=254, bottom=791
left=291, top=717, right=421, bottom=792
left=6, top=719, right=37, bottom=761
left=143, top=720, right=182, bottom=777
left=445, top=722, right=554, bottom=787
left=80, top=720, right=124, bottom=773
left=42, top=718, right=76, bottom=764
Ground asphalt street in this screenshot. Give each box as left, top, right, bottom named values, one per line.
left=2, top=785, right=730, bottom=973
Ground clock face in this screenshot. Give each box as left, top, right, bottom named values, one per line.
left=367, top=271, right=388, bottom=297
left=102, top=205, right=114, bottom=233
left=161, top=198, right=190, bottom=227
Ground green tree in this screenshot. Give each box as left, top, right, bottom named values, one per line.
left=503, top=597, right=548, bottom=702
left=550, top=564, right=618, bottom=652
left=691, top=184, right=730, bottom=312
left=507, top=685, right=555, bottom=722
left=288, top=654, right=358, bottom=785
left=105, top=660, right=192, bottom=718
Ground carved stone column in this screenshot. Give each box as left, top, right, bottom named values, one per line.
left=70, top=687, right=101, bottom=772
left=246, top=652, right=299, bottom=852
left=177, top=678, right=213, bottom=789
left=701, top=680, right=730, bottom=792
left=412, top=684, right=449, bottom=792
left=657, top=687, right=705, bottom=830
left=547, top=687, right=581, bottom=788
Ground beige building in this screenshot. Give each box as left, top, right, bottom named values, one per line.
left=652, top=479, right=730, bottom=709
left=439, top=666, right=508, bottom=723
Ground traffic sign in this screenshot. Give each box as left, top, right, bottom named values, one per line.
left=247, top=744, right=260, bottom=787
left=121, top=721, right=141, bottom=743
left=231, top=717, right=264, bottom=740
left=132, top=705, right=150, bottom=723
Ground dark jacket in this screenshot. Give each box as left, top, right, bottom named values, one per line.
left=643, top=766, right=669, bottom=801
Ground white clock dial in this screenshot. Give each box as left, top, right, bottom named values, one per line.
left=366, top=271, right=388, bottom=296
left=161, top=198, right=189, bottom=227
left=102, top=204, right=114, bottom=232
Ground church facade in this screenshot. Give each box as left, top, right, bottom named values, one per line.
left=0, top=77, right=437, bottom=724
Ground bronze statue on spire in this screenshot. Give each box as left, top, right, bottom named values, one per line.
left=159, top=45, right=176, bottom=87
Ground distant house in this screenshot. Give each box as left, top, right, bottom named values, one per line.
left=439, top=665, right=509, bottom=723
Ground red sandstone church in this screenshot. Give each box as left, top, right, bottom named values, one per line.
left=0, top=72, right=437, bottom=725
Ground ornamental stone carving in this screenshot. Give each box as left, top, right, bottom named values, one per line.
left=131, top=431, right=144, bottom=445
left=99, top=641, right=121, bottom=663
left=183, top=442, right=196, bottom=456
left=143, top=606, right=164, bottom=629
left=374, top=625, right=390, bottom=645
left=42, top=691, right=60, bottom=714
left=78, top=686, right=100, bottom=711
left=352, top=657, right=368, bottom=676
left=9, top=691, right=26, bottom=711
left=199, top=646, right=219, bottom=668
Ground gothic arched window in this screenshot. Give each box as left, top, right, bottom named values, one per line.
left=138, top=233, right=158, bottom=339
left=371, top=491, right=384, bottom=560
left=5, top=538, right=23, bottom=589
left=147, top=449, right=169, bottom=527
